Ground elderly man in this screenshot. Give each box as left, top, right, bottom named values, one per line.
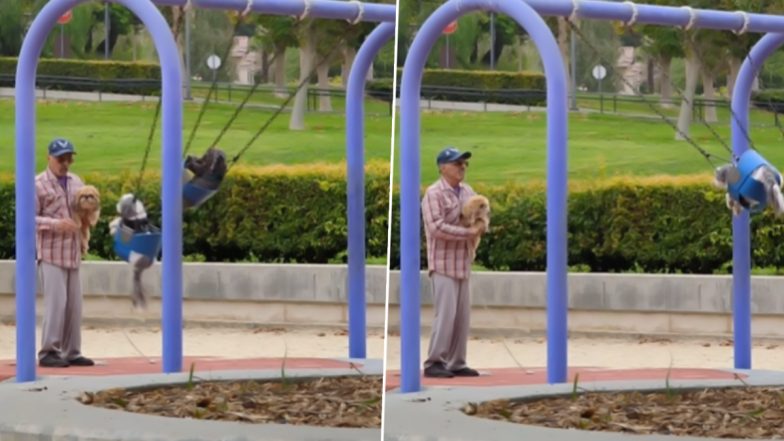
left=35, top=138, right=94, bottom=368
left=420, top=147, right=482, bottom=378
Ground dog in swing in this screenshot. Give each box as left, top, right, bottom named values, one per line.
left=109, top=193, right=155, bottom=310
left=460, top=194, right=491, bottom=260
left=185, top=147, right=228, bottom=183
left=714, top=163, right=784, bottom=216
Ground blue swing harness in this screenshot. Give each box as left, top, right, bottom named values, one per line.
left=727, top=150, right=782, bottom=213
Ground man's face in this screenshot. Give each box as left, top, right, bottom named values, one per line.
left=439, top=158, right=468, bottom=183
left=48, top=153, right=73, bottom=177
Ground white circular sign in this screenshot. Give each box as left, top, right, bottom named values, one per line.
left=206, top=54, right=222, bottom=70
left=592, top=64, right=607, bottom=80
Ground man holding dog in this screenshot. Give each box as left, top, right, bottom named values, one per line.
left=420, top=146, right=483, bottom=378
left=35, top=138, right=94, bottom=368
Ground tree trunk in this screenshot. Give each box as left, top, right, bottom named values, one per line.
left=516, top=35, right=525, bottom=71
left=727, top=56, right=742, bottom=98
left=365, top=64, right=374, bottom=81
left=172, top=7, right=188, bottom=102
left=259, top=49, right=270, bottom=84
left=557, top=17, right=573, bottom=100
left=289, top=35, right=314, bottom=130
left=273, top=46, right=287, bottom=98
left=341, top=43, right=357, bottom=88
left=676, top=53, right=700, bottom=141
left=317, top=62, right=332, bottom=112
left=659, top=56, right=673, bottom=108
left=702, top=70, right=718, bottom=123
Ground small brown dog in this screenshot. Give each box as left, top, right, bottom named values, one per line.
left=72, top=185, right=101, bottom=254
left=460, top=194, right=490, bottom=260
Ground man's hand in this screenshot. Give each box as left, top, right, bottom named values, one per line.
left=54, top=219, right=79, bottom=233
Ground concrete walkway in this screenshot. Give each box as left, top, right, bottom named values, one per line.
left=384, top=367, right=784, bottom=441
left=0, top=356, right=382, bottom=441
left=384, top=366, right=746, bottom=390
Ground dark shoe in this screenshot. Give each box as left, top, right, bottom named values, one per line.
left=424, top=363, right=454, bottom=378
left=68, top=356, right=95, bottom=367
left=39, top=352, right=69, bottom=368
left=451, top=367, right=480, bottom=377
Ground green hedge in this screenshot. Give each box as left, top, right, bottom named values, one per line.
left=0, top=163, right=389, bottom=263
left=7, top=170, right=781, bottom=273
left=367, top=68, right=546, bottom=106
left=388, top=178, right=784, bottom=274
left=418, top=68, right=545, bottom=90
left=0, top=57, right=161, bottom=95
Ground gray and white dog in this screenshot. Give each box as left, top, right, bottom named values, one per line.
left=109, top=193, right=155, bottom=310
left=714, top=164, right=784, bottom=216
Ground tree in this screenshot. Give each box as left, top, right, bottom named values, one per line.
left=639, top=25, right=682, bottom=107
left=254, top=16, right=299, bottom=95
left=575, top=20, right=622, bottom=93
left=0, top=0, right=27, bottom=56
left=84, top=3, right=136, bottom=57
left=474, top=13, right=521, bottom=67
left=289, top=18, right=370, bottom=128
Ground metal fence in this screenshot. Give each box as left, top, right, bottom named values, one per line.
left=2, top=74, right=782, bottom=125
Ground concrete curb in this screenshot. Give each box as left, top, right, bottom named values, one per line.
left=0, top=360, right=383, bottom=441
left=383, top=370, right=784, bottom=441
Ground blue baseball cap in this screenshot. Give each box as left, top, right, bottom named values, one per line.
left=436, top=147, right=471, bottom=165
left=48, top=138, right=76, bottom=157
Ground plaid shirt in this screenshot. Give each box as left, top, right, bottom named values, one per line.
left=35, top=167, right=84, bottom=269
left=421, top=177, right=476, bottom=280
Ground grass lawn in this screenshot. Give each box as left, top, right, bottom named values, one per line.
left=4, top=97, right=783, bottom=189
left=189, top=81, right=393, bottom=116
left=0, top=98, right=393, bottom=175
left=395, top=108, right=784, bottom=186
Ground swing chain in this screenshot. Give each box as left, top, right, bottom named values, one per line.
left=681, top=6, right=697, bottom=31
left=241, top=0, right=254, bottom=17
left=347, top=0, right=364, bottom=25
left=134, top=98, right=162, bottom=199
left=228, top=37, right=348, bottom=168
left=566, top=19, right=725, bottom=168
left=133, top=8, right=190, bottom=199
left=208, top=49, right=285, bottom=149
left=568, top=0, right=580, bottom=23
left=622, top=1, right=639, bottom=28
left=296, top=0, right=312, bottom=21
left=734, top=10, right=750, bottom=35
left=183, top=12, right=250, bottom=156
left=683, top=28, right=758, bottom=156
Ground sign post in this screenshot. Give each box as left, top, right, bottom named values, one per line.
left=206, top=54, right=222, bottom=101
left=443, top=21, right=457, bottom=69
left=592, top=64, right=608, bottom=112
left=592, top=64, right=607, bottom=94
left=57, top=10, right=72, bottom=58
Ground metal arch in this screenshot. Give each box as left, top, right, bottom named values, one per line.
left=154, top=0, right=395, bottom=23
left=14, top=0, right=184, bottom=383
left=398, top=0, right=568, bottom=393
left=513, top=0, right=784, bottom=34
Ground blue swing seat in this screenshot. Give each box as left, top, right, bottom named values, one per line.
left=182, top=167, right=222, bottom=210
left=727, top=149, right=782, bottom=213
left=113, top=224, right=161, bottom=262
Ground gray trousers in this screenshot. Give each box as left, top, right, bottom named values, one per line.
left=37, top=262, right=83, bottom=361
left=424, top=273, right=471, bottom=371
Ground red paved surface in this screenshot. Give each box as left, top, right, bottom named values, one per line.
left=0, top=357, right=362, bottom=382
left=384, top=367, right=747, bottom=390
left=1, top=360, right=745, bottom=391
